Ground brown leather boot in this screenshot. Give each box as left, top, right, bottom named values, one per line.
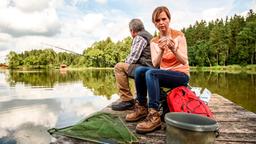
left=125, top=102, right=148, bottom=122
left=135, top=108, right=161, bottom=134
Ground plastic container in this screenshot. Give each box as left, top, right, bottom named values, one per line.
left=165, top=112, right=219, bottom=144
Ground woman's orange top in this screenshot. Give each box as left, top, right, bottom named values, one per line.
left=151, top=28, right=190, bottom=76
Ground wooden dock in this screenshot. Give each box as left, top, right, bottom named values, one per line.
left=208, top=94, right=256, bottom=144
left=52, top=94, right=256, bottom=144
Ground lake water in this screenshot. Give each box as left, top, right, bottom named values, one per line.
left=0, top=69, right=255, bottom=144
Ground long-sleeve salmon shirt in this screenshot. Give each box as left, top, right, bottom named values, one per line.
left=150, top=28, right=190, bottom=76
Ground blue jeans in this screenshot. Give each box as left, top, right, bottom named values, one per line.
left=134, top=66, right=189, bottom=109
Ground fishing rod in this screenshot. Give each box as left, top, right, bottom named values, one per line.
left=41, top=42, right=83, bottom=56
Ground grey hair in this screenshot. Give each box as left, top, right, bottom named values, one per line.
left=129, top=19, right=145, bottom=32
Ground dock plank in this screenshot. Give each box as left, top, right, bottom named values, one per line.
left=209, top=94, right=256, bottom=143
left=52, top=94, right=256, bottom=143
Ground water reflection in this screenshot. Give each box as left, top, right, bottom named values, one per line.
left=0, top=69, right=255, bottom=144
left=0, top=70, right=119, bottom=144
left=189, top=71, right=256, bottom=113
left=6, top=69, right=117, bottom=99
left=1, top=123, right=50, bottom=144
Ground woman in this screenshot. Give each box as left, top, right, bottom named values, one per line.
left=125, top=6, right=190, bottom=134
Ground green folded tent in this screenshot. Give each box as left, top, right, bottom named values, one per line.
left=48, top=112, right=138, bottom=144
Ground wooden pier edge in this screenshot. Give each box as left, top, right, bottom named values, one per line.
left=102, top=94, right=256, bottom=144
left=52, top=94, right=256, bottom=144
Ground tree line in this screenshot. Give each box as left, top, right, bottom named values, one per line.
left=7, top=10, right=256, bottom=69
left=183, top=9, right=256, bottom=66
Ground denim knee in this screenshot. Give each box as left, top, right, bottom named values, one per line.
left=145, top=69, right=153, bottom=77
left=134, top=66, right=148, bottom=78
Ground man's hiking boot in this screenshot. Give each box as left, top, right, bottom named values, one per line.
left=111, top=99, right=135, bottom=111
left=135, top=108, right=161, bottom=134
left=125, top=102, right=148, bottom=122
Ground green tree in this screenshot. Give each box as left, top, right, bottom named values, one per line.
left=226, top=15, right=246, bottom=64
left=209, top=19, right=229, bottom=65
left=7, top=51, right=21, bottom=68
left=236, top=21, right=256, bottom=64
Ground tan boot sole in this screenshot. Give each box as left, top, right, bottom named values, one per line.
left=125, top=113, right=147, bottom=122
left=135, top=123, right=161, bottom=134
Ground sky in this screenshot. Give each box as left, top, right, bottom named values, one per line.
left=0, top=0, right=255, bottom=63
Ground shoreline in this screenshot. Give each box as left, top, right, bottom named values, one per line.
left=2, top=65, right=256, bottom=74
left=46, top=64, right=256, bottom=75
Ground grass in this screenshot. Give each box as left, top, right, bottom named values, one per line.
left=4, top=64, right=256, bottom=74
left=67, top=66, right=114, bottom=71
left=189, top=64, right=256, bottom=74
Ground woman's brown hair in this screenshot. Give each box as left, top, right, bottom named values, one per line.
left=152, top=6, right=171, bottom=23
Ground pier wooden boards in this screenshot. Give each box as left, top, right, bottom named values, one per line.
left=101, top=94, right=256, bottom=144
left=52, top=94, right=256, bottom=144
left=209, top=94, right=256, bottom=144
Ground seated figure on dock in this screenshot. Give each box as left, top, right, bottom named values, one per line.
left=125, top=6, right=190, bottom=134
left=111, top=18, right=154, bottom=111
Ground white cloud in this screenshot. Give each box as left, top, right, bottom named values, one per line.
left=254, top=0, right=256, bottom=10
left=14, top=0, right=49, bottom=12
left=0, top=0, right=8, bottom=9
left=202, top=7, right=229, bottom=21
left=0, top=129, right=8, bottom=138
left=77, top=13, right=104, bottom=34
left=14, top=124, right=51, bottom=144
left=69, top=0, right=89, bottom=6
left=0, top=104, right=57, bottom=129
left=0, top=8, right=60, bottom=37
left=0, top=33, right=12, bottom=62
left=44, top=37, right=94, bottom=54
left=95, top=0, right=107, bottom=5
left=0, top=73, right=119, bottom=139
left=0, top=33, right=12, bottom=42
left=0, top=82, right=93, bottom=102
left=0, top=0, right=254, bottom=63
left=99, top=9, right=130, bottom=41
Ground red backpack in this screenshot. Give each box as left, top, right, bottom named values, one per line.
left=167, top=86, right=214, bottom=118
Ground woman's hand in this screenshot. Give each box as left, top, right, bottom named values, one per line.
left=158, top=37, right=168, bottom=50
left=158, top=37, right=177, bottom=53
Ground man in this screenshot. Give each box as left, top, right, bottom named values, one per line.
left=111, top=19, right=153, bottom=111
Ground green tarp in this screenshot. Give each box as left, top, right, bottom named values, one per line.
left=48, top=112, right=138, bottom=144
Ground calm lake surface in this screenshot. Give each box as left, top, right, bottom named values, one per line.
left=0, top=69, right=255, bottom=144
